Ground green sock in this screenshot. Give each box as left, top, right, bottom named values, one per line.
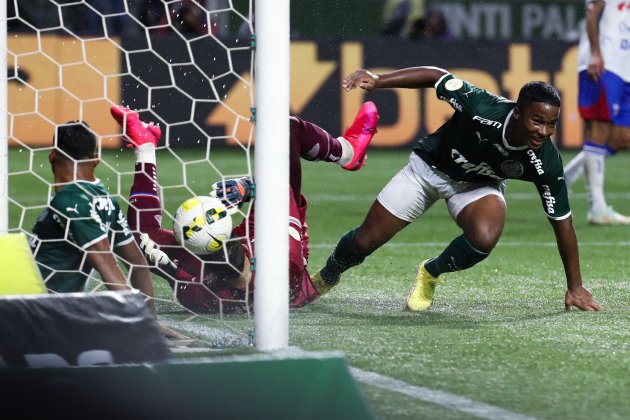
left=320, top=228, right=366, bottom=284
left=424, top=234, right=489, bottom=277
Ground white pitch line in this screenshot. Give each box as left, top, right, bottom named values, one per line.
left=160, top=316, right=537, bottom=419
left=311, top=240, right=630, bottom=249
left=350, top=368, right=537, bottom=420
left=310, top=192, right=630, bottom=202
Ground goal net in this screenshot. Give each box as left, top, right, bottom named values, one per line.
left=4, top=0, right=288, bottom=350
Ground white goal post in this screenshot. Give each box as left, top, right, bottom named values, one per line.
left=254, top=0, right=290, bottom=350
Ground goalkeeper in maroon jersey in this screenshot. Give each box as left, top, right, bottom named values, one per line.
left=112, top=103, right=378, bottom=313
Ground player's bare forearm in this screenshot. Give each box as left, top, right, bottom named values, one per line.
left=585, top=0, right=604, bottom=80
left=375, top=66, right=448, bottom=89
left=117, top=241, right=157, bottom=315
left=549, top=217, right=603, bottom=311
left=86, top=239, right=130, bottom=291
left=343, top=66, right=448, bottom=92
left=549, top=217, right=582, bottom=289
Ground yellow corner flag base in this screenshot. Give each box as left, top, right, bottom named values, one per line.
left=0, top=233, right=47, bottom=295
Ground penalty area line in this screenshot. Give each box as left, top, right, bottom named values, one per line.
left=350, top=367, right=537, bottom=420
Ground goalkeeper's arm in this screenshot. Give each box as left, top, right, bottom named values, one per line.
left=210, top=177, right=253, bottom=214
left=138, top=233, right=177, bottom=270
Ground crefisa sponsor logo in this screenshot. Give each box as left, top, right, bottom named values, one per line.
left=527, top=149, right=544, bottom=175
left=541, top=184, right=555, bottom=214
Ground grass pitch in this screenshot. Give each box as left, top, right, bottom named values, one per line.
left=9, top=147, right=630, bottom=419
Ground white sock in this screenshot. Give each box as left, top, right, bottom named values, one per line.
left=336, top=136, right=354, bottom=167
left=136, top=143, right=156, bottom=165
left=583, top=150, right=607, bottom=214
left=563, top=151, right=584, bottom=187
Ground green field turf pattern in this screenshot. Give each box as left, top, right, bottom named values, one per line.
left=9, top=147, right=630, bottom=419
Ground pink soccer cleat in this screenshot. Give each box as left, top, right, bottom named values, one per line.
left=341, top=101, right=378, bottom=171
left=110, top=105, right=161, bottom=148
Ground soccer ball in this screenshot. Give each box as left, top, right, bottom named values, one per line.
left=173, top=196, right=232, bottom=255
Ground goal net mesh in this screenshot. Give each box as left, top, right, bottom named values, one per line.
left=7, top=0, right=256, bottom=349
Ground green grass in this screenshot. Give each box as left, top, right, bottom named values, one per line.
left=9, top=147, right=630, bottom=419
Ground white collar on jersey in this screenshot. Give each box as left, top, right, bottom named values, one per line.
left=501, top=109, right=528, bottom=151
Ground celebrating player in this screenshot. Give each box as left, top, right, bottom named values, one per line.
left=113, top=102, right=378, bottom=313
left=311, top=66, right=603, bottom=312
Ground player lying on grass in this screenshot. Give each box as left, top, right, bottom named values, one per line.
left=112, top=102, right=378, bottom=313
left=311, top=66, right=603, bottom=312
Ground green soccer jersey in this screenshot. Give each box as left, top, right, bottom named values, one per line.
left=414, top=73, right=569, bottom=219
left=30, top=180, right=133, bottom=293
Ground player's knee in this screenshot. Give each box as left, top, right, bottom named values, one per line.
left=288, top=233, right=305, bottom=269
left=467, top=224, right=502, bottom=253
left=289, top=116, right=303, bottom=141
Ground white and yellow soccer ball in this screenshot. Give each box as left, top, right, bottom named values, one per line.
left=173, top=196, right=232, bottom=255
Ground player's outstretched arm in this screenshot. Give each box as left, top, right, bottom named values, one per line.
left=548, top=217, right=603, bottom=311
left=115, top=240, right=189, bottom=339
left=85, top=238, right=131, bottom=292
left=343, top=66, right=449, bottom=92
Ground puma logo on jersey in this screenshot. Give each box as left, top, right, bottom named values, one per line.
left=493, top=143, right=509, bottom=156
left=451, top=149, right=502, bottom=180
left=475, top=131, right=488, bottom=143
left=527, top=149, right=544, bottom=175
left=66, top=204, right=79, bottom=214
left=472, top=115, right=502, bottom=128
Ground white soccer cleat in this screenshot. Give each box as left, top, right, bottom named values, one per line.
left=587, top=206, right=630, bottom=225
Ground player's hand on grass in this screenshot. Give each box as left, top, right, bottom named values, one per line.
left=210, top=177, right=252, bottom=214
left=343, top=69, right=379, bottom=92
left=140, top=233, right=176, bottom=269
left=158, top=324, right=190, bottom=341
left=565, top=286, right=603, bottom=311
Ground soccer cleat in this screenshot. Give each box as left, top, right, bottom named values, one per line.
left=341, top=101, right=379, bottom=171
left=310, top=270, right=338, bottom=296
left=587, top=206, right=630, bottom=225
left=406, top=260, right=440, bottom=311
left=110, top=105, right=161, bottom=148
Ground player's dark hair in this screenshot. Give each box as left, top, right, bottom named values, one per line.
left=517, top=81, right=561, bottom=109
left=54, top=121, right=97, bottom=160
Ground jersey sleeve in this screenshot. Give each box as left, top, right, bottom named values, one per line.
left=434, top=73, right=501, bottom=117
left=536, top=167, right=571, bottom=220
left=50, top=191, right=108, bottom=249
left=534, top=141, right=571, bottom=220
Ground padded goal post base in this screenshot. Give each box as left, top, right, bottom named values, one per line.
left=1, top=352, right=374, bottom=420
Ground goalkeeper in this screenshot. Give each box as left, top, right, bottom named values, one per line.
left=113, top=102, right=378, bottom=313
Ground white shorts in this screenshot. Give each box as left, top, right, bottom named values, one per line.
left=377, top=153, right=506, bottom=222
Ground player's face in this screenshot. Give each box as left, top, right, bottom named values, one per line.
left=512, top=102, right=560, bottom=150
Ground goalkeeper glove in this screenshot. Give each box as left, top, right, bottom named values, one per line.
left=210, top=177, right=253, bottom=214
left=139, top=233, right=177, bottom=269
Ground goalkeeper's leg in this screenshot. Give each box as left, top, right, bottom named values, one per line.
left=290, top=102, right=378, bottom=170
left=112, top=106, right=166, bottom=238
